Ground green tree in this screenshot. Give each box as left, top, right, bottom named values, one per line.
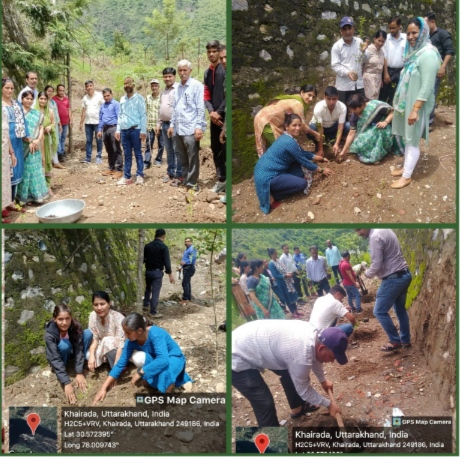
left=144, top=0, right=190, bottom=61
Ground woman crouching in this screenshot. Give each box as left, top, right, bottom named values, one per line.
left=45, top=304, right=92, bottom=404
left=93, top=313, right=193, bottom=404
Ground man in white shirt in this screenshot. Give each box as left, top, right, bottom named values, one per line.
left=309, top=286, right=357, bottom=337
left=280, top=244, right=305, bottom=302
left=379, top=16, right=407, bottom=105
left=308, top=86, right=350, bottom=157
left=17, top=71, right=39, bottom=105
left=79, top=80, right=104, bottom=164
left=306, top=246, right=330, bottom=296
left=331, top=17, right=366, bottom=104
left=232, top=320, right=346, bottom=426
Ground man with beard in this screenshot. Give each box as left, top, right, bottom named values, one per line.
left=115, top=77, right=147, bottom=185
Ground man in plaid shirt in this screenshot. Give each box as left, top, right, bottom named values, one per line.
left=144, top=79, right=164, bottom=169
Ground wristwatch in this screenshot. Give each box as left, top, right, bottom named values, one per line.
left=137, top=367, right=143, bottom=376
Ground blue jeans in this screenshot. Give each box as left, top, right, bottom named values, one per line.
left=85, top=123, right=103, bottom=161
left=344, top=284, right=361, bottom=312
left=121, top=128, right=144, bottom=179
left=308, top=121, right=350, bottom=143
left=161, top=121, right=182, bottom=178
left=58, top=329, right=93, bottom=365
left=144, top=129, right=164, bottom=165
left=269, top=174, right=307, bottom=201
left=58, top=124, right=68, bottom=156
left=334, top=322, right=354, bottom=337
left=373, top=271, right=412, bottom=344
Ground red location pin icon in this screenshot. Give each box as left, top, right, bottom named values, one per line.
left=255, top=433, right=270, bottom=454
left=26, top=413, right=41, bottom=435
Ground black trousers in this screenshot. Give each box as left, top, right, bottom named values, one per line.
left=182, top=265, right=195, bottom=301
left=144, top=269, right=164, bottom=313
left=309, top=277, right=331, bottom=297
left=232, top=369, right=304, bottom=427
left=103, top=126, right=123, bottom=171
left=379, top=67, right=403, bottom=106
left=210, top=121, right=226, bottom=182
left=293, top=274, right=310, bottom=298
left=331, top=265, right=342, bottom=283
left=338, top=87, right=365, bottom=106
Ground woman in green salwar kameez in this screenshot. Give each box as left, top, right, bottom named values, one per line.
left=338, top=94, right=401, bottom=163
left=34, top=92, right=57, bottom=192
left=246, top=260, right=285, bottom=320
left=16, top=91, right=49, bottom=204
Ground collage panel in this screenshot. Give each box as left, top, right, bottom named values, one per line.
left=231, top=227, right=456, bottom=454
left=2, top=0, right=227, bottom=225
left=232, top=1, right=456, bottom=224
left=2, top=228, right=226, bottom=454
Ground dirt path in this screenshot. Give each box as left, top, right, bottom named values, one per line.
left=232, top=105, right=456, bottom=224
left=232, top=277, right=451, bottom=450
left=10, top=87, right=225, bottom=224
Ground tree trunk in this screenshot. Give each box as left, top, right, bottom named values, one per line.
left=66, top=52, right=73, bottom=154
left=136, top=230, right=146, bottom=314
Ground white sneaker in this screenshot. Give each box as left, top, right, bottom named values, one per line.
left=136, top=175, right=144, bottom=185
left=211, top=181, right=226, bottom=193
left=116, top=177, right=132, bottom=185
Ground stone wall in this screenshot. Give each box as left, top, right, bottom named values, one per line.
left=3, top=229, right=139, bottom=385
left=396, top=228, right=456, bottom=415
left=232, top=0, right=457, bottom=182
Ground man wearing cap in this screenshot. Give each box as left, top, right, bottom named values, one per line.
left=232, top=320, right=345, bottom=426
left=331, top=17, right=367, bottom=104
left=309, top=285, right=357, bottom=336
left=145, top=79, right=164, bottom=169
left=355, top=229, right=412, bottom=351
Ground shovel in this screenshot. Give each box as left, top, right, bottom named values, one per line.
left=357, top=276, right=368, bottom=295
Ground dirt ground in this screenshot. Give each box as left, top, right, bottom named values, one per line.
left=232, top=276, right=452, bottom=451
left=232, top=105, right=456, bottom=224
left=9, top=87, right=225, bottom=224
left=3, top=263, right=226, bottom=452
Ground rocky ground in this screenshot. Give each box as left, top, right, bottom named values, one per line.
left=8, top=85, right=225, bottom=224
left=3, top=262, right=226, bottom=453
left=232, top=276, right=453, bottom=452
left=232, top=105, right=456, bottom=224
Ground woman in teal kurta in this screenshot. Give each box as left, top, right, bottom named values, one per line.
left=390, top=17, right=441, bottom=189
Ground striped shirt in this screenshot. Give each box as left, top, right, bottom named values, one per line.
left=170, top=77, right=206, bottom=136
left=306, top=256, right=328, bottom=282
left=232, top=319, right=331, bottom=408
left=116, top=92, right=147, bottom=134
left=146, top=94, right=161, bottom=131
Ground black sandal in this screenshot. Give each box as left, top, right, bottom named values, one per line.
left=380, top=342, right=402, bottom=352
left=290, top=403, right=320, bottom=419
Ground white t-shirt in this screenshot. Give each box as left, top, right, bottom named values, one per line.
left=383, top=33, right=407, bottom=69
left=81, top=91, right=104, bottom=125
left=310, top=99, right=347, bottom=128
left=309, top=293, right=349, bottom=329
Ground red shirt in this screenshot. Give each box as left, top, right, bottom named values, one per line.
left=52, top=95, right=70, bottom=125
left=339, top=259, right=356, bottom=286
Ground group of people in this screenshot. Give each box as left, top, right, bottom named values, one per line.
left=232, top=239, right=369, bottom=322
left=2, top=40, right=227, bottom=222
left=45, top=291, right=192, bottom=405
left=253, top=13, right=454, bottom=213
left=2, top=75, right=67, bottom=222
left=232, top=228, right=413, bottom=427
